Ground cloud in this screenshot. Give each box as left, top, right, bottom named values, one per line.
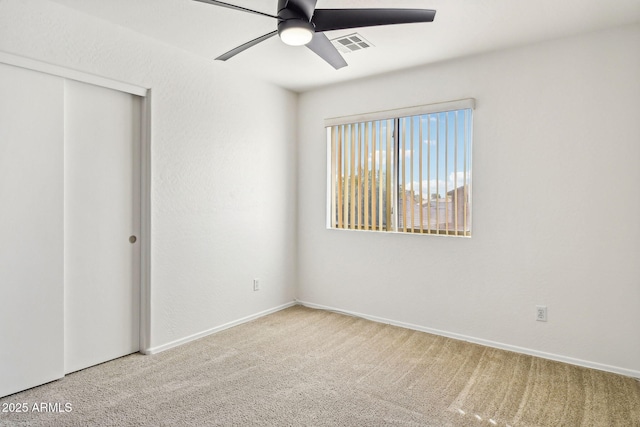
left=423, top=139, right=437, bottom=146
left=419, top=115, right=438, bottom=123
left=401, top=171, right=471, bottom=199
left=367, top=149, right=388, bottom=163
left=401, top=179, right=446, bottom=197
left=448, top=171, right=471, bottom=189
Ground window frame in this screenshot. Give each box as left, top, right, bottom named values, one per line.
left=325, top=98, right=475, bottom=237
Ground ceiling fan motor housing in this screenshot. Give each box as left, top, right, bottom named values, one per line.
left=277, top=0, right=314, bottom=21
left=277, top=0, right=315, bottom=46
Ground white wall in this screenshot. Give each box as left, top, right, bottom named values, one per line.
left=0, top=0, right=297, bottom=350
left=297, top=25, right=640, bottom=376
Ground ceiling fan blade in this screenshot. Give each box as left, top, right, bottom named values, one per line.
left=312, top=8, right=436, bottom=32
left=193, top=0, right=279, bottom=20
left=306, top=32, right=347, bottom=70
left=282, top=0, right=317, bottom=21
left=216, top=31, right=278, bottom=61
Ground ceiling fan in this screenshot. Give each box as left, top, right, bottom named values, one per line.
left=194, top=0, right=436, bottom=69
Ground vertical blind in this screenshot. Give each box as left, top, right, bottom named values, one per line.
left=330, top=120, right=395, bottom=231
left=327, top=99, right=474, bottom=236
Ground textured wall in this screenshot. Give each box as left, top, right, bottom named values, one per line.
left=297, top=25, right=640, bottom=376
left=0, top=0, right=298, bottom=349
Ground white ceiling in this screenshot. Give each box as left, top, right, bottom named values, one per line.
left=50, top=0, right=640, bottom=92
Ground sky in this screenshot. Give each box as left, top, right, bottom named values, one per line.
left=335, top=108, right=472, bottom=200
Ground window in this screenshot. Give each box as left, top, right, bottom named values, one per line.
left=326, top=99, right=474, bottom=236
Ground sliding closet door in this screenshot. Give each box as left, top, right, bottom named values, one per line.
left=64, top=80, right=141, bottom=374
left=0, top=63, right=64, bottom=397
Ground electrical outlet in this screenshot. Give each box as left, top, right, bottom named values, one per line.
left=253, top=279, right=260, bottom=292
left=536, top=305, right=547, bottom=322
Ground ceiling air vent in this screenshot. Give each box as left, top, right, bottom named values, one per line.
left=330, top=33, right=374, bottom=54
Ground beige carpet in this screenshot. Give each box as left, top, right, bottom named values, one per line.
left=1, top=305, right=638, bottom=426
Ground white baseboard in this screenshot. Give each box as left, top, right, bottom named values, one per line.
left=297, top=300, right=640, bottom=380
left=142, top=301, right=297, bottom=355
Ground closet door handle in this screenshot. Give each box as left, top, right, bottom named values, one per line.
left=129, top=235, right=137, bottom=244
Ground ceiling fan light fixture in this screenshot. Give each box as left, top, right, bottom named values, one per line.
left=278, top=19, right=314, bottom=46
